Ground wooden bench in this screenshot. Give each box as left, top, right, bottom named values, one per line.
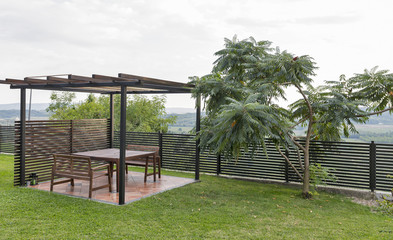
left=50, top=154, right=112, bottom=198
left=125, top=145, right=161, bottom=182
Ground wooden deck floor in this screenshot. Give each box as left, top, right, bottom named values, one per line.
left=29, top=171, right=195, bottom=205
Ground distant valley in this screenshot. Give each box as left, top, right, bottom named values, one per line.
left=1, top=103, right=393, bottom=143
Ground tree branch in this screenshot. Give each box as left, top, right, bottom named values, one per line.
left=277, top=147, right=303, bottom=181
left=355, top=106, right=393, bottom=118
left=289, top=117, right=308, bottom=130
left=294, top=84, right=312, bottom=114
left=296, top=148, right=304, bottom=172
left=294, top=84, right=313, bottom=150
left=291, top=136, right=306, bottom=153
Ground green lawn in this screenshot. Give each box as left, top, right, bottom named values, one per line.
left=0, top=154, right=392, bottom=239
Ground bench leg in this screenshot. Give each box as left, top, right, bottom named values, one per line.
left=158, top=157, right=161, bottom=178
left=107, top=166, right=112, bottom=192
left=109, top=162, right=114, bottom=177
left=153, top=154, right=156, bottom=182
left=89, top=176, right=93, bottom=198
left=50, top=171, right=54, bottom=192
left=144, top=157, right=148, bottom=183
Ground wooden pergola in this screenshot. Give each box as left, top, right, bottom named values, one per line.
left=0, top=73, right=201, bottom=205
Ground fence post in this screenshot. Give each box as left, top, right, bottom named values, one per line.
left=20, top=88, right=26, bottom=186
left=216, top=154, right=221, bottom=175
left=159, top=132, right=163, bottom=168
left=70, top=120, right=73, bottom=153
left=369, top=141, right=376, bottom=192
left=285, top=150, right=289, bottom=183
left=0, top=125, right=2, bottom=153
left=109, top=93, right=114, bottom=148
left=195, top=94, right=201, bottom=181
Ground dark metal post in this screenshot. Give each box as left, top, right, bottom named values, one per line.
left=285, top=150, right=289, bottom=183
left=369, top=141, right=376, bottom=192
left=0, top=125, right=2, bottom=153
left=28, top=89, right=32, bottom=121
left=216, top=155, right=221, bottom=175
left=195, top=94, right=201, bottom=180
left=159, top=131, right=163, bottom=167
left=119, top=86, right=127, bottom=205
left=20, top=88, right=26, bottom=186
left=70, top=120, right=73, bottom=153
left=109, top=93, right=114, bottom=148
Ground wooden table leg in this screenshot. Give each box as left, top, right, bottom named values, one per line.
left=153, top=153, right=156, bottom=182
left=116, top=163, right=119, bottom=192
left=144, top=157, right=148, bottom=182
left=109, top=162, right=114, bottom=177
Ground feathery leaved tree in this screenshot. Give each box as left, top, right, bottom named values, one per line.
left=47, top=92, right=176, bottom=133
left=190, top=36, right=393, bottom=198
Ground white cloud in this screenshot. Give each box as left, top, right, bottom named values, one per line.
left=0, top=0, right=393, bottom=108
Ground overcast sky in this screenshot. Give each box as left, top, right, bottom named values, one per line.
left=1, top=0, right=392, bottom=109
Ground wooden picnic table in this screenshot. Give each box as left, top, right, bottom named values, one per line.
left=73, top=148, right=157, bottom=191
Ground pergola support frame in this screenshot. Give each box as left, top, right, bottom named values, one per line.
left=20, top=88, right=26, bottom=186
left=1, top=72, right=200, bottom=205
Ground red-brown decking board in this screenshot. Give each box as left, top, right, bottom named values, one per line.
left=28, top=171, right=195, bottom=205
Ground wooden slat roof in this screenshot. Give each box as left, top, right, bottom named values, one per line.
left=0, top=73, right=194, bottom=94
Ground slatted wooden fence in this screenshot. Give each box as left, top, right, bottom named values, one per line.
left=14, top=119, right=110, bottom=185
left=376, top=144, right=393, bottom=192
left=0, top=125, right=14, bottom=154
left=114, top=131, right=393, bottom=192
left=5, top=121, right=393, bottom=192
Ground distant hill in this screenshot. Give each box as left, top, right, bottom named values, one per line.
left=363, top=111, right=393, bottom=125
left=0, top=104, right=193, bottom=113
left=166, top=108, right=195, bottom=114
left=169, top=113, right=196, bottom=127
left=0, top=110, right=49, bottom=119
left=0, top=103, right=49, bottom=111
left=167, top=113, right=194, bottom=134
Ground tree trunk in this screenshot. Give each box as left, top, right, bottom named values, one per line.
left=302, top=150, right=312, bottom=198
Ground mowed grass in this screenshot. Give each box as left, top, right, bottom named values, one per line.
left=0, top=154, right=392, bottom=239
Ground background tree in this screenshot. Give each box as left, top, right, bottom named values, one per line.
left=190, top=35, right=393, bottom=198
left=47, top=92, right=176, bottom=133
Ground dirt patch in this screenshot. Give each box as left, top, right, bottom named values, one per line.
left=351, top=197, right=379, bottom=207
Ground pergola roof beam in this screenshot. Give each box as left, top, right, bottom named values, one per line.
left=10, top=85, right=108, bottom=94
left=92, top=74, right=139, bottom=83
left=25, top=77, right=59, bottom=84
left=70, top=74, right=112, bottom=83
left=9, top=81, right=142, bottom=89
left=28, top=73, right=70, bottom=78
left=2, top=73, right=193, bottom=94
left=118, top=73, right=194, bottom=88
left=104, top=90, right=171, bottom=94
left=141, top=83, right=192, bottom=93
left=5, top=78, right=29, bottom=85
left=47, top=76, right=85, bottom=83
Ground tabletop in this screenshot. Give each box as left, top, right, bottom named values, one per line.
left=73, top=148, right=156, bottom=162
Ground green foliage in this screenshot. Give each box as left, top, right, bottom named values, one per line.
left=376, top=175, right=393, bottom=216
left=198, top=94, right=293, bottom=159
left=347, top=66, right=393, bottom=112
left=377, top=198, right=393, bottom=215
left=309, top=163, right=337, bottom=191
left=190, top=35, right=393, bottom=196
left=190, top=36, right=317, bottom=159
left=290, top=87, right=368, bottom=141
left=125, top=95, right=176, bottom=133
left=47, top=92, right=176, bottom=133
